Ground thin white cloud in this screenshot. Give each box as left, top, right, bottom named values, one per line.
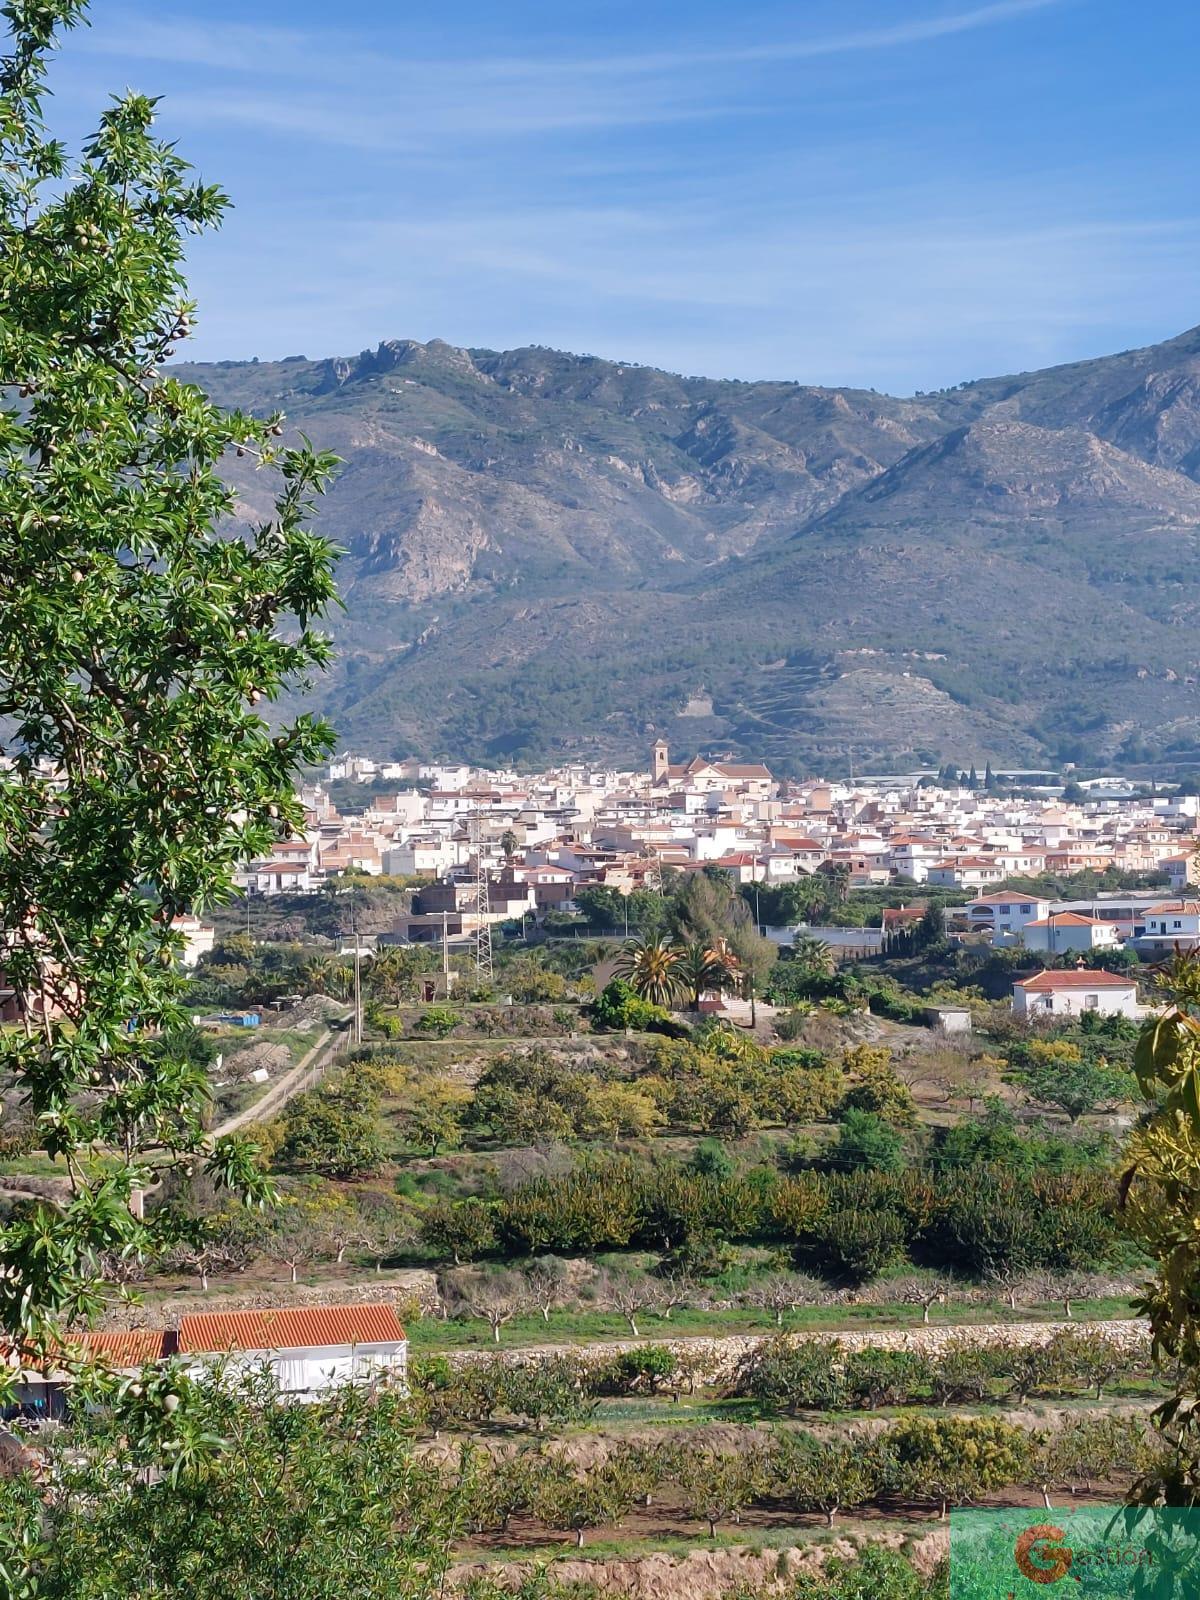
left=77, top=0, right=1068, bottom=90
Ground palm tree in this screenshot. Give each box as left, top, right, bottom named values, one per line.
left=303, top=956, right=351, bottom=999
left=676, top=940, right=743, bottom=1011
left=792, top=935, right=834, bottom=976
left=675, top=943, right=718, bottom=1011
left=614, top=935, right=683, bottom=1008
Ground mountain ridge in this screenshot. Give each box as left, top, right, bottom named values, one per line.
left=175, top=323, right=1200, bottom=773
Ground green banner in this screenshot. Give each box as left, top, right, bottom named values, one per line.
left=950, top=1506, right=1200, bottom=1599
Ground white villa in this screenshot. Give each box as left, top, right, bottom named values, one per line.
left=1011, top=968, right=1141, bottom=1019
left=1019, top=912, right=1120, bottom=955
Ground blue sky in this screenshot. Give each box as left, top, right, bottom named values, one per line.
left=50, top=0, right=1200, bottom=391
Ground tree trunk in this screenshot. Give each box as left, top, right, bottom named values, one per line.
left=707, top=1518, right=717, bottom=1538
left=776, top=1308, right=784, bottom=1326
left=1042, top=1487, right=1053, bottom=1510
left=1064, top=1298, right=1073, bottom=1319
left=939, top=1500, right=948, bottom=1521
left=923, top=1302, right=932, bottom=1323
left=627, top=1316, right=639, bottom=1338
left=200, top=1268, right=209, bottom=1291
left=492, top=1323, right=501, bottom=1343
left=290, top=1262, right=298, bottom=1284
left=574, top=1529, right=584, bottom=1548
left=826, top=1507, right=838, bottom=1527
left=336, top=1245, right=347, bottom=1264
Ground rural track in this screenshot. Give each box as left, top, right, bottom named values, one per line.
left=213, top=1016, right=350, bottom=1137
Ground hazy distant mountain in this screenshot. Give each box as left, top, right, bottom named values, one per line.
left=176, top=325, right=1200, bottom=774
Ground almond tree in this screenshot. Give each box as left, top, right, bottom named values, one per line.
left=445, top=1268, right=530, bottom=1343
left=743, top=1270, right=825, bottom=1327
left=0, top=0, right=339, bottom=1356
left=597, top=1267, right=659, bottom=1338
left=524, top=1255, right=571, bottom=1323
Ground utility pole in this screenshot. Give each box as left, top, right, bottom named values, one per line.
left=350, top=891, right=362, bottom=1045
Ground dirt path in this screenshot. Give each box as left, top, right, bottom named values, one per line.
left=214, top=1020, right=349, bottom=1136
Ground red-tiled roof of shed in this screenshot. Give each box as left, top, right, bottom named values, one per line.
left=175, top=1303, right=406, bottom=1354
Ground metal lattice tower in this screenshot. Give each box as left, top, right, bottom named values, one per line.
left=467, top=810, right=493, bottom=980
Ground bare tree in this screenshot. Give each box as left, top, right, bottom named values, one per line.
left=741, top=1271, right=825, bottom=1327
left=597, top=1269, right=659, bottom=1338
left=653, top=1269, right=697, bottom=1322
left=444, top=1268, right=530, bottom=1343
left=1018, top=1270, right=1123, bottom=1322
left=524, top=1256, right=572, bottom=1324
left=870, top=1273, right=960, bottom=1324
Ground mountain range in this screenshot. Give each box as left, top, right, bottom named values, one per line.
left=177, top=324, right=1200, bottom=775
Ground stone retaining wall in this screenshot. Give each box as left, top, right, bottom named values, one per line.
left=450, top=1528, right=950, bottom=1597
left=450, top=1318, right=1149, bottom=1385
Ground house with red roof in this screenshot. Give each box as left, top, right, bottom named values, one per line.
left=1019, top=912, right=1120, bottom=955
left=964, top=891, right=1053, bottom=937
left=5, top=1303, right=407, bottom=1420
left=1012, top=968, right=1141, bottom=1019
left=175, top=1303, right=407, bottom=1399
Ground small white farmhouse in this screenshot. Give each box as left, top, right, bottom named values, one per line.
left=176, top=1303, right=408, bottom=1399
left=1011, top=968, right=1140, bottom=1019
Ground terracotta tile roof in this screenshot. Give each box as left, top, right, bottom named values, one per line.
left=1144, top=901, right=1200, bottom=916
left=1025, top=912, right=1104, bottom=927
left=1016, top=969, right=1136, bottom=991
left=176, top=1303, right=406, bottom=1354
left=82, top=1329, right=173, bottom=1365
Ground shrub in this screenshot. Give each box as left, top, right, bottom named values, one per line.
left=416, top=1005, right=461, bottom=1038
left=590, top=1345, right=678, bottom=1397
left=828, top=1108, right=906, bottom=1173
left=842, top=1348, right=932, bottom=1409
left=734, top=1337, right=847, bottom=1414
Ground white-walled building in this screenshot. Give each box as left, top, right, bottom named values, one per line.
left=965, top=892, right=1053, bottom=936
left=1012, top=968, right=1141, bottom=1019
left=177, top=1304, right=408, bottom=1399
left=170, top=915, right=216, bottom=968
left=1019, top=912, right=1120, bottom=955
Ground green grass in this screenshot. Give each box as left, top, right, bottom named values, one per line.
left=406, top=1294, right=1139, bottom=1351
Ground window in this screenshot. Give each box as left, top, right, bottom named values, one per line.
left=1084, top=995, right=1099, bottom=1010
left=1175, top=921, right=1183, bottom=930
